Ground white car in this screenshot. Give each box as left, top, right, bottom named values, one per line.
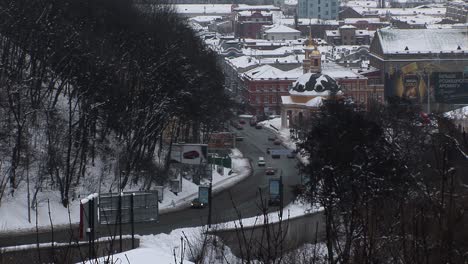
left=258, top=157, right=266, bottom=166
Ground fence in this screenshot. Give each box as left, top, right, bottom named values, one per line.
left=99, top=191, right=159, bottom=225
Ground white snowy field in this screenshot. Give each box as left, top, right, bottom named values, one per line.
left=0, top=149, right=251, bottom=232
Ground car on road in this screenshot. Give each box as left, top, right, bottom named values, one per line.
left=239, top=120, right=246, bottom=124
left=274, top=139, right=281, bottom=145
left=235, top=136, right=244, bottom=141
left=190, top=198, right=206, bottom=209
left=183, top=150, right=200, bottom=159
left=255, top=124, right=262, bottom=129
left=268, top=135, right=276, bottom=141
left=265, top=167, right=275, bottom=175
left=287, top=152, right=296, bottom=158
left=258, top=156, right=266, bottom=166
left=266, top=148, right=271, bottom=154
left=250, top=119, right=257, bottom=126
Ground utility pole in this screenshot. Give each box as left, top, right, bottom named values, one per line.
left=208, top=182, right=213, bottom=228
left=427, top=69, right=431, bottom=114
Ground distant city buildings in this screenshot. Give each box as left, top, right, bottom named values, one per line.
left=297, top=0, right=339, bottom=19
left=184, top=2, right=466, bottom=115
left=446, top=0, right=468, bottom=23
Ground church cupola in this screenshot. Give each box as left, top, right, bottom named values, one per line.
left=303, top=27, right=322, bottom=74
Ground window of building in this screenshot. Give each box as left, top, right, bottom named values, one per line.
left=314, top=59, right=318, bottom=66
left=272, top=96, right=277, bottom=103
left=318, top=0, right=320, bottom=4
left=332, top=2, right=336, bottom=6
left=264, top=96, right=268, bottom=103
left=326, top=11, right=328, bottom=15
left=325, top=3, right=328, bottom=7
left=318, top=7, right=321, bottom=11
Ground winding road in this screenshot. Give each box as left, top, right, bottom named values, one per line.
left=0, top=122, right=301, bottom=248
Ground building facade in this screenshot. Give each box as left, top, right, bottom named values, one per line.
left=325, top=25, right=372, bottom=45
left=369, top=28, right=468, bottom=111
left=446, top=0, right=468, bottom=23
left=241, top=64, right=303, bottom=116
left=297, top=0, right=339, bottom=19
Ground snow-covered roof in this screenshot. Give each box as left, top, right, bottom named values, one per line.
left=237, top=10, right=273, bottom=17
left=190, top=16, right=222, bottom=23
left=243, top=64, right=303, bottom=80
left=343, top=18, right=382, bottom=24
left=264, top=25, right=300, bottom=34
left=242, top=45, right=303, bottom=57
left=233, top=5, right=280, bottom=11
left=259, top=54, right=305, bottom=64
left=377, top=28, right=467, bottom=54
left=322, top=62, right=365, bottom=80
left=392, top=15, right=443, bottom=25
left=174, top=4, right=237, bottom=14
left=226, top=56, right=259, bottom=69
left=352, top=6, right=446, bottom=16
left=340, top=25, right=357, bottom=29
left=343, top=0, right=380, bottom=8
left=281, top=95, right=324, bottom=107
left=279, top=18, right=340, bottom=26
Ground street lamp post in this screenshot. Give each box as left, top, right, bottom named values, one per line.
left=426, top=70, right=430, bottom=114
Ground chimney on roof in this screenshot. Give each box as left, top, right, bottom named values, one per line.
left=457, top=45, right=461, bottom=50
left=404, top=46, right=409, bottom=51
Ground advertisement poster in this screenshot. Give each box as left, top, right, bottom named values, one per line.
left=170, top=144, right=208, bottom=165
left=198, top=185, right=210, bottom=204
left=269, top=179, right=280, bottom=197
left=384, top=62, right=468, bottom=104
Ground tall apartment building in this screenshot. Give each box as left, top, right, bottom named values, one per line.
left=297, top=0, right=339, bottom=19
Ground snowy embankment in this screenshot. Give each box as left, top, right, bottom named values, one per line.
left=0, top=149, right=251, bottom=232
left=81, top=200, right=321, bottom=264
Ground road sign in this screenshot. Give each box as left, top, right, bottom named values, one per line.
left=99, top=191, right=159, bottom=224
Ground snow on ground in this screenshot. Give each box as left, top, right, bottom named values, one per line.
left=159, top=149, right=251, bottom=214
left=82, top=200, right=322, bottom=264
left=0, top=149, right=251, bottom=232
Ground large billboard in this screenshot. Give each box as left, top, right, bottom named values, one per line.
left=434, top=72, right=468, bottom=104
left=170, top=144, right=208, bottom=165
left=384, top=62, right=468, bottom=104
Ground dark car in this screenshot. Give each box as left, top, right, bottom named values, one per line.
left=268, top=135, right=276, bottom=141
left=287, top=151, right=296, bottom=158
left=191, top=198, right=206, bottom=209
left=266, top=147, right=271, bottom=154
left=265, top=167, right=275, bottom=175
left=274, top=139, right=281, bottom=145
left=183, top=150, right=200, bottom=159
left=255, top=124, right=262, bottom=129
left=239, top=120, right=246, bottom=124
